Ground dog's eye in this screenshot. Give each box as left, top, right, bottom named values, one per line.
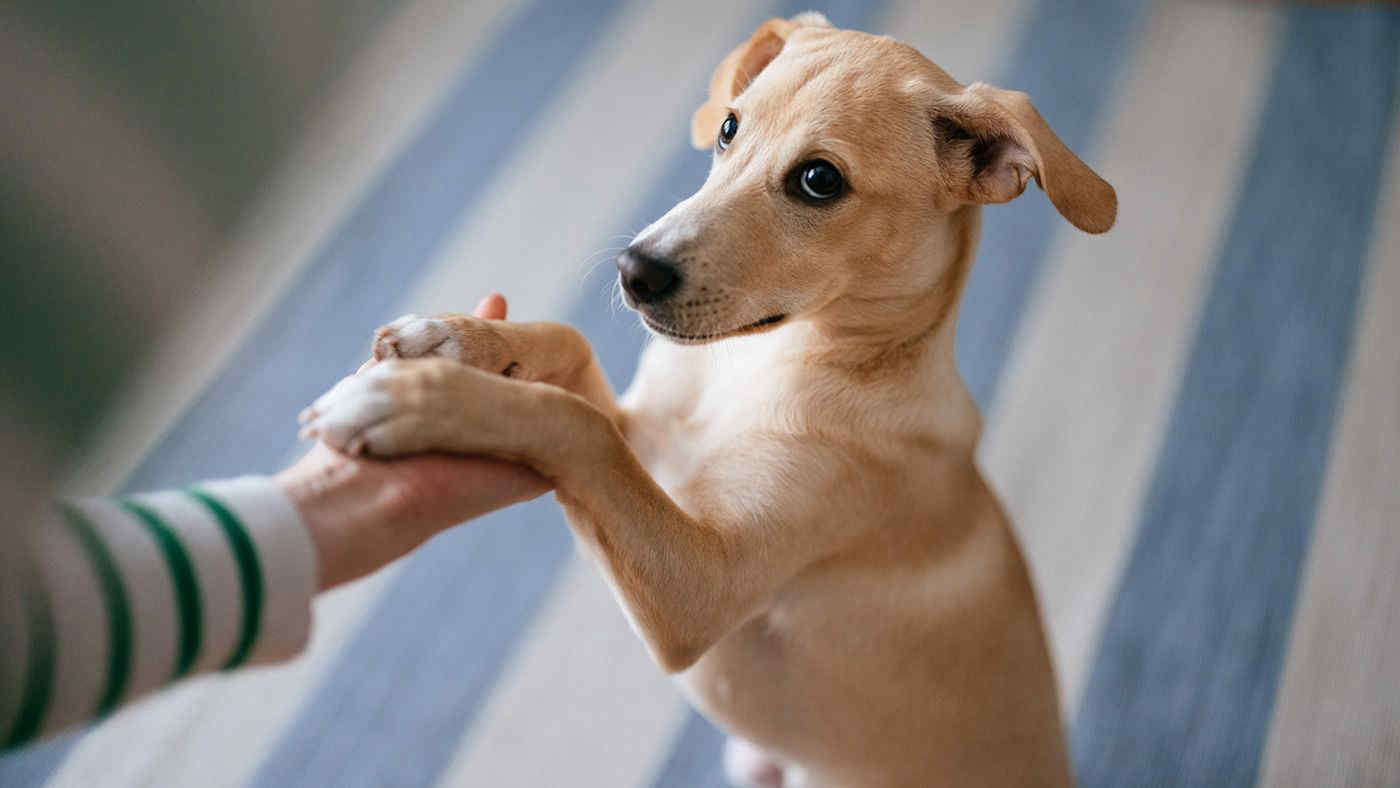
left=796, top=160, right=844, bottom=201
left=717, top=113, right=738, bottom=151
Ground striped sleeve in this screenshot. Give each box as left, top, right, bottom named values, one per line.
left=0, top=476, right=318, bottom=749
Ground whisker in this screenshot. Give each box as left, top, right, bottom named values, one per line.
left=607, top=276, right=631, bottom=317
left=575, top=245, right=627, bottom=278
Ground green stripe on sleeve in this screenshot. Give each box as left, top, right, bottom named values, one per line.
left=121, top=499, right=203, bottom=679
left=185, top=488, right=262, bottom=670
left=61, top=504, right=133, bottom=718
left=4, top=561, right=55, bottom=748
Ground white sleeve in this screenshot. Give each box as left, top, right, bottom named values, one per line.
left=0, top=476, right=319, bottom=749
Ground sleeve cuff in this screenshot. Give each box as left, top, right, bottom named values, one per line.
left=193, top=477, right=318, bottom=666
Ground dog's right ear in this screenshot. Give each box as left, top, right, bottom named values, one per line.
left=690, top=14, right=831, bottom=149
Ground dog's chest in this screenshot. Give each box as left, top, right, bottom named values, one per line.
left=623, top=337, right=796, bottom=496
left=627, top=382, right=774, bottom=497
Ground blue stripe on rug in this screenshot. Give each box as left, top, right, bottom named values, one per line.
left=958, top=0, right=1149, bottom=408
left=1071, top=8, right=1400, bottom=787
left=646, top=0, right=1148, bottom=783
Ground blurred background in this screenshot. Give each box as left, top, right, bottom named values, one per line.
left=2, top=0, right=1397, bottom=786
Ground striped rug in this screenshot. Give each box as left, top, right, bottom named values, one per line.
left=3, top=1, right=1397, bottom=785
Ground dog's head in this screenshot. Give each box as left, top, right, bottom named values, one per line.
left=618, top=13, right=1115, bottom=344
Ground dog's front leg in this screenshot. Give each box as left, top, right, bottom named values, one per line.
left=300, top=358, right=862, bottom=672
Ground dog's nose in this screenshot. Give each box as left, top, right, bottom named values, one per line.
left=616, top=247, right=680, bottom=304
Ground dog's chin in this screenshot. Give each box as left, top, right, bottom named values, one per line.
left=640, top=312, right=787, bottom=345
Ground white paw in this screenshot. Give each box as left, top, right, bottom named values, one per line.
left=724, top=738, right=786, bottom=788
left=373, top=314, right=460, bottom=361
left=298, top=364, right=401, bottom=455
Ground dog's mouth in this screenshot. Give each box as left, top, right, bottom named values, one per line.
left=641, top=313, right=787, bottom=344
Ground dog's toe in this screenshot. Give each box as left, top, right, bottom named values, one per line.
left=724, top=738, right=786, bottom=788
left=300, top=367, right=397, bottom=452
left=373, top=314, right=455, bottom=361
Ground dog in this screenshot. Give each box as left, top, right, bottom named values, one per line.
left=300, top=12, right=1115, bottom=786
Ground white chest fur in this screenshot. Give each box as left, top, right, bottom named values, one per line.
left=620, top=328, right=803, bottom=497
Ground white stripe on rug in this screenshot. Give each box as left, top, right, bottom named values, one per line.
left=976, top=0, right=1281, bottom=712
left=432, top=2, right=1031, bottom=786
left=1258, top=111, right=1400, bottom=788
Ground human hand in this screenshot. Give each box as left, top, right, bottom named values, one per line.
left=278, top=294, right=550, bottom=590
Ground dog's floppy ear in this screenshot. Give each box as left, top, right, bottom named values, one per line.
left=690, top=13, right=832, bottom=150
left=933, top=83, right=1116, bottom=233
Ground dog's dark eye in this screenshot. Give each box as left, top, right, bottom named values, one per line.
left=717, top=113, right=738, bottom=151
left=796, top=160, right=844, bottom=201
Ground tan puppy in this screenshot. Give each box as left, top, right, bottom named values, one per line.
left=301, top=13, right=1115, bottom=787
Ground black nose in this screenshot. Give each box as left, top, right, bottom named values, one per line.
left=616, top=247, right=680, bottom=304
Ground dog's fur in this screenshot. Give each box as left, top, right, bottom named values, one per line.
left=302, top=14, right=1114, bottom=786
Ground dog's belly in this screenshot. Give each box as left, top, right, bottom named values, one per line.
left=677, top=568, right=934, bottom=781
left=673, top=529, right=1069, bottom=787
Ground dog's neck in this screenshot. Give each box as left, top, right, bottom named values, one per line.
left=792, top=205, right=985, bottom=450
left=809, top=204, right=977, bottom=343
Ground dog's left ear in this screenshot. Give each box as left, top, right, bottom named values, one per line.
left=690, top=13, right=832, bottom=150
left=933, top=83, right=1117, bottom=233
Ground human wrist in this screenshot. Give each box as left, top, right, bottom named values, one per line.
left=276, top=453, right=411, bottom=591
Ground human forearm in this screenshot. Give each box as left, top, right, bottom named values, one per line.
left=2, top=479, right=316, bottom=750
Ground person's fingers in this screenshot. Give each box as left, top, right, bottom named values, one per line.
left=428, top=456, right=548, bottom=512
left=473, top=293, right=508, bottom=320
left=390, top=453, right=551, bottom=529
left=442, top=456, right=551, bottom=508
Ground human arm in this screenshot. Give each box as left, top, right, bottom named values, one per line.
left=0, top=295, right=548, bottom=749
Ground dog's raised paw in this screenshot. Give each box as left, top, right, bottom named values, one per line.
left=373, top=315, right=458, bottom=361
left=297, top=366, right=398, bottom=453
left=371, top=313, right=515, bottom=375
